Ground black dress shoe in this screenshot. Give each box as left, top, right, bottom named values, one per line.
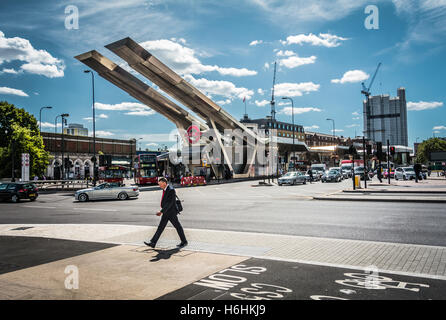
left=177, top=241, right=188, bottom=248
left=144, top=241, right=155, bottom=248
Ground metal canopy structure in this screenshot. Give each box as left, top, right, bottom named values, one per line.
left=75, top=37, right=270, bottom=178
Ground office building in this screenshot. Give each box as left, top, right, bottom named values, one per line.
left=364, top=88, right=408, bottom=146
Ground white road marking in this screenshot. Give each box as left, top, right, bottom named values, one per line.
left=73, top=208, right=118, bottom=212
left=21, top=206, right=56, bottom=209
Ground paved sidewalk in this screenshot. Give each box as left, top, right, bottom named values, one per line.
left=1, top=224, right=446, bottom=281
left=315, top=177, right=446, bottom=202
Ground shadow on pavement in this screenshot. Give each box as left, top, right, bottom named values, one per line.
left=150, top=248, right=181, bottom=262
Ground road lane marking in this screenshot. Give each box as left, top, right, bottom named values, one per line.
left=21, top=206, right=57, bottom=209
left=73, top=208, right=118, bottom=212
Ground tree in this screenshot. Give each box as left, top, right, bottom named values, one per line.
left=415, top=138, right=446, bottom=164
left=0, top=101, right=50, bottom=179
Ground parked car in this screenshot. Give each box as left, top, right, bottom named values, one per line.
left=75, top=183, right=139, bottom=202
left=278, top=171, right=307, bottom=186
left=0, top=182, right=39, bottom=203
left=354, top=167, right=370, bottom=180
left=394, top=167, right=416, bottom=180
left=321, top=168, right=343, bottom=183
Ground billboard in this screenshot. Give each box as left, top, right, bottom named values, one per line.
left=429, top=151, right=446, bottom=161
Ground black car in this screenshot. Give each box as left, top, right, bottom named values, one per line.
left=0, top=182, right=39, bottom=203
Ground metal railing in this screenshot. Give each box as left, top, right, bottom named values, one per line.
left=30, top=180, right=93, bottom=190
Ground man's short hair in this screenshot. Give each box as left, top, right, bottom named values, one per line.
left=158, top=177, right=167, bottom=183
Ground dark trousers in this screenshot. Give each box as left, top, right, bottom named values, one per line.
left=151, top=213, right=187, bottom=244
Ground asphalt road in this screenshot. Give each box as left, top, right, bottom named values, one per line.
left=1, top=179, right=445, bottom=247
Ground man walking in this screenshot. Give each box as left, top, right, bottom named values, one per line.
left=144, top=177, right=188, bottom=248
left=377, top=162, right=383, bottom=183
left=414, top=163, right=421, bottom=183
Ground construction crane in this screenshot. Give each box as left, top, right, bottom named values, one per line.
left=361, top=62, right=382, bottom=98
left=270, top=61, right=277, bottom=121
left=362, top=62, right=382, bottom=140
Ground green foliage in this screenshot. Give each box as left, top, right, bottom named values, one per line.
left=0, top=101, right=50, bottom=178
left=415, top=138, right=446, bottom=164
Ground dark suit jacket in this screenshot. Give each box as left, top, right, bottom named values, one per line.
left=160, top=185, right=178, bottom=216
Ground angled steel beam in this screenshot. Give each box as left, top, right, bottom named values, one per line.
left=74, top=50, right=208, bottom=132
left=104, top=37, right=260, bottom=143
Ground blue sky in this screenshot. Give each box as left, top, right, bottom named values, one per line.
left=1, top=0, right=445, bottom=150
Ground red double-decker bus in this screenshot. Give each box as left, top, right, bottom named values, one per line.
left=98, top=165, right=127, bottom=184
left=134, top=154, right=159, bottom=185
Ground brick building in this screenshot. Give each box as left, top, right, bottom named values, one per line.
left=41, top=132, right=136, bottom=179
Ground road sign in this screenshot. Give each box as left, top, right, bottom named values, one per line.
left=21, top=153, right=30, bottom=181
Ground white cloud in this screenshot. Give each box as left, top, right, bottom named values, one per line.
left=407, top=101, right=443, bottom=111
left=334, top=129, right=344, bottom=133
left=252, top=1, right=378, bottom=25
left=278, top=54, right=317, bottom=69
left=433, top=125, right=446, bottom=130
left=283, top=33, right=348, bottom=47
left=38, top=121, right=61, bottom=128
left=274, top=82, right=320, bottom=97
left=95, top=131, right=114, bottom=137
left=140, top=39, right=257, bottom=77
left=346, top=124, right=360, bottom=128
left=352, top=111, right=360, bottom=116
left=304, top=125, right=320, bottom=130
left=216, top=99, right=232, bottom=106
left=278, top=107, right=322, bottom=116
left=276, top=50, right=295, bottom=57
left=95, top=102, right=156, bottom=116
left=20, top=63, right=64, bottom=78
left=83, top=114, right=108, bottom=121
left=0, top=86, right=28, bottom=97
left=249, top=40, right=263, bottom=46
left=255, top=100, right=270, bottom=107
left=331, top=70, right=370, bottom=84
left=146, top=142, right=159, bottom=147
left=184, top=74, right=254, bottom=100
left=0, top=31, right=65, bottom=78
left=352, top=117, right=361, bottom=120
left=263, top=62, right=270, bottom=70
left=257, top=88, right=265, bottom=96
left=1, top=68, right=19, bottom=74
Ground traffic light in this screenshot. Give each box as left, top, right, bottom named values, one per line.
left=390, top=146, right=396, bottom=156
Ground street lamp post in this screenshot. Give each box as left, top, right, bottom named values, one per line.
left=60, top=113, right=69, bottom=180
left=137, top=138, right=143, bottom=151
left=4, top=129, right=15, bottom=182
left=39, top=106, right=52, bottom=134
left=282, top=97, right=295, bottom=170
left=54, top=115, right=62, bottom=178
left=84, top=70, right=97, bottom=186
left=327, top=118, right=335, bottom=167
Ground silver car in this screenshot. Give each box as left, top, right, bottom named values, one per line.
left=394, top=167, right=416, bottom=180
left=75, top=183, right=139, bottom=202
left=278, top=171, right=307, bottom=186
